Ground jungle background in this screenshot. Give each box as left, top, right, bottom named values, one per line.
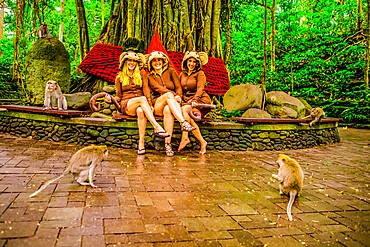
left=0, top=0, right=368, bottom=125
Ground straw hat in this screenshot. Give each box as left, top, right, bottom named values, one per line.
left=119, top=51, right=146, bottom=70
left=181, top=51, right=208, bottom=72
left=145, top=51, right=170, bottom=73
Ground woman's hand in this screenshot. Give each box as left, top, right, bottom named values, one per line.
left=175, top=95, right=182, bottom=104
left=191, top=101, right=198, bottom=107
left=104, top=94, right=112, bottom=103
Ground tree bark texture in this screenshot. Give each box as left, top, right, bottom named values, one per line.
left=97, top=0, right=223, bottom=57
left=223, top=0, right=232, bottom=69
left=59, top=0, right=64, bottom=42
left=358, top=0, right=363, bottom=31
left=0, top=1, right=4, bottom=40
left=75, top=0, right=90, bottom=61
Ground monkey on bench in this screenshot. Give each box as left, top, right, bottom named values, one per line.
left=29, top=145, right=109, bottom=198
left=272, top=154, right=304, bottom=221
left=300, top=107, right=325, bottom=126
left=44, top=80, right=68, bottom=111
left=37, top=22, right=53, bottom=39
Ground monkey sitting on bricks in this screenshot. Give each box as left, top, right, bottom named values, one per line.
left=300, top=107, right=325, bottom=127
left=29, top=145, right=109, bottom=197
left=43, top=80, right=68, bottom=111
left=272, top=154, right=304, bottom=221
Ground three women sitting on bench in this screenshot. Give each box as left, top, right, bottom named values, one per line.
left=107, top=50, right=211, bottom=155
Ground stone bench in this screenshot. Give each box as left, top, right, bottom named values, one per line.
left=0, top=109, right=341, bottom=151
left=0, top=105, right=88, bottom=118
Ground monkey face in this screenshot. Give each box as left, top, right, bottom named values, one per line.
left=276, top=155, right=287, bottom=168
left=311, top=108, right=318, bottom=116
left=46, top=80, right=58, bottom=92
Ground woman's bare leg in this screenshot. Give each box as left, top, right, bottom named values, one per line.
left=154, top=92, right=185, bottom=123
left=126, top=97, right=167, bottom=133
left=163, top=105, right=174, bottom=144
left=136, top=107, right=147, bottom=152
left=178, top=105, right=207, bottom=154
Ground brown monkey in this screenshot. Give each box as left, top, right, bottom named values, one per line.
left=44, top=80, right=68, bottom=111
left=37, top=22, right=53, bottom=39
left=29, top=145, right=109, bottom=198
left=272, top=154, right=304, bottom=221
left=301, top=107, right=325, bottom=126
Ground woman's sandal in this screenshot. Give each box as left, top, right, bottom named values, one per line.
left=153, top=131, right=170, bottom=138
left=180, top=120, right=195, bottom=132
left=137, top=148, right=146, bottom=155
left=165, top=143, right=174, bottom=157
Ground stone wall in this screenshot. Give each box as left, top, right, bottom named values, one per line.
left=0, top=110, right=340, bottom=151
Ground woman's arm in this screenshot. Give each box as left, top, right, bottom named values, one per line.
left=114, top=76, right=122, bottom=102
left=141, top=70, right=153, bottom=108
left=171, top=68, right=183, bottom=98
left=192, top=71, right=207, bottom=102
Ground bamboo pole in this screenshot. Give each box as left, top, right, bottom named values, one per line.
left=262, top=0, right=267, bottom=110
left=365, top=0, right=369, bottom=91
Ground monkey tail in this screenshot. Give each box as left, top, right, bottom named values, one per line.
left=287, top=190, right=297, bottom=221
left=89, top=92, right=121, bottom=113
left=29, top=173, right=66, bottom=198
left=188, top=104, right=216, bottom=121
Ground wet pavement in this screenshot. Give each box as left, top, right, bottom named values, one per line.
left=0, top=128, right=368, bottom=246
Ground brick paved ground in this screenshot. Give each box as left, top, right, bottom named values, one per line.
left=0, top=128, right=368, bottom=246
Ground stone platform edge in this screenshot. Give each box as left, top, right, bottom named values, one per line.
left=0, top=110, right=340, bottom=151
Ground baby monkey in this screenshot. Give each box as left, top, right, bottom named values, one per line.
left=301, top=107, right=325, bottom=127
left=272, top=154, right=304, bottom=221
left=29, top=145, right=108, bottom=198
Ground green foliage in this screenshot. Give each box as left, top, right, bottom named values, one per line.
left=220, top=109, right=244, bottom=118
left=0, top=39, right=20, bottom=99
left=226, top=0, right=368, bottom=124
left=1, top=0, right=111, bottom=71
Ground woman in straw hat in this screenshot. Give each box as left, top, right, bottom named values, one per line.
left=145, top=51, right=195, bottom=156
left=178, top=51, right=212, bottom=154
left=105, top=51, right=170, bottom=155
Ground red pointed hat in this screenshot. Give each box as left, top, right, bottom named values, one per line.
left=146, top=24, right=179, bottom=74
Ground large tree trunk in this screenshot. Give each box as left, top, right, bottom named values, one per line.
left=224, top=0, right=232, bottom=70
left=75, top=0, right=225, bottom=93
left=97, top=0, right=223, bottom=56
left=75, top=0, right=90, bottom=62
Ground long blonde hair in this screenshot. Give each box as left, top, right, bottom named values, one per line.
left=116, top=61, right=142, bottom=87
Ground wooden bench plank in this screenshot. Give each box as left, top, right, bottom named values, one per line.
left=230, top=117, right=342, bottom=123
left=0, top=105, right=88, bottom=117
